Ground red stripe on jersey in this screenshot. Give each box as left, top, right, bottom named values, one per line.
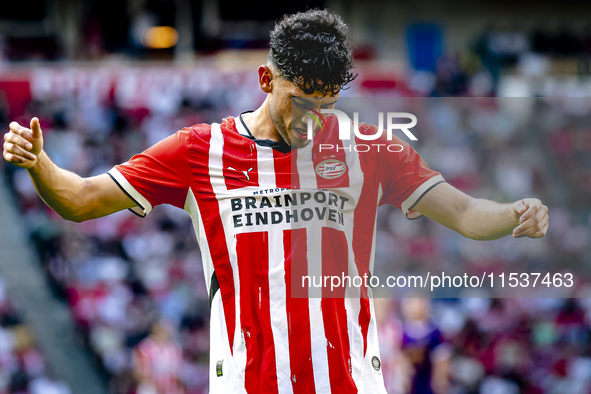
left=287, top=227, right=309, bottom=300
left=322, top=298, right=357, bottom=394
left=321, top=228, right=357, bottom=393
left=352, top=151, right=378, bottom=356
left=222, top=128, right=259, bottom=190
left=321, top=227, right=349, bottom=299
left=191, top=126, right=236, bottom=352
left=284, top=229, right=316, bottom=393
left=273, top=148, right=295, bottom=189
left=358, top=297, right=371, bottom=357
left=236, top=232, right=279, bottom=394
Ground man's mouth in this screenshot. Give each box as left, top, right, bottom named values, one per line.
left=292, top=127, right=309, bottom=140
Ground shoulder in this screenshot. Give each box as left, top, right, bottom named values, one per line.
left=184, top=117, right=242, bottom=141
left=175, top=122, right=216, bottom=153
left=183, top=123, right=212, bottom=141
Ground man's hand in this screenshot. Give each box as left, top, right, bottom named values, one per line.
left=414, top=182, right=550, bottom=241
left=3, top=117, right=135, bottom=222
left=511, top=198, right=549, bottom=238
left=3, top=117, right=44, bottom=169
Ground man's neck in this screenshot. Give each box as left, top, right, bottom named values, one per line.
left=241, top=96, right=282, bottom=142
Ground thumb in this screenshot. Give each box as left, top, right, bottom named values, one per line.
left=30, top=117, right=42, bottom=139
left=513, top=201, right=527, bottom=216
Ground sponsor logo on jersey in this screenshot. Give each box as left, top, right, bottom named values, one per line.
left=371, top=356, right=381, bottom=371
left=228, top=166, right=254, bottom=181
left=315, top=159, right=346, bottom=179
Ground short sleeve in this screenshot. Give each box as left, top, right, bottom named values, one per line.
left=379, top=136, right=445, bottom=219
left=108, top=128, right=192, bottom=217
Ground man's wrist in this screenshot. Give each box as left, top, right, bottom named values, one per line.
left=27, top=149, right=47, bottom=174
left=503, top=204, right=519, bottom=231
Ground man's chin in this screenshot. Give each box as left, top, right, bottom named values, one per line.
left=290, top=137, right=311, bottom=149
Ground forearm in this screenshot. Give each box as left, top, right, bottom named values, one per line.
left=457, top=198, right=518, bottom=240
left=414, top=182, right=548, bottom=240
left=5, top=119, right=135, bottom=222
left=27, top=150, right=92, bottom=221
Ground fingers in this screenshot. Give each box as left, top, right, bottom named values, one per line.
left=8, top=122, right=33, bottom=141
left=532, top=222, right=549, bottom=238
left=30, top=117, right=42, bottom=139
left=513, top=200, right=527, bottom=216
left=9, top=121, right=22, bottom=134
left=3, top=150, right=29, bottom=164
left=4, top=119, right=43, bottom=168
left=513, top=216, right=549, bottom=238
left=4, top=122, right=38, bottom=166
left=514, top=203, right=548, bottom=232
left=3, top=141, right=36, bottom=161
left=4, top=127, right=36, bottom=161
left=517, top=199, right=541, bottom=223
left=514, top=219, right=549, bottom=238
left=513, top=202, right=549, bottom=238
left=4, top=131, right=33, bottom=150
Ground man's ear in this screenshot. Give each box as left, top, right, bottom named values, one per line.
left=258, top=65, right=274, bottom=93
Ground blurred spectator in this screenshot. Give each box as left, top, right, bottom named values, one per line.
left=132, top=317, right=183, bottom=394
left=400, top=298, right=452, bottom=394
left=0, top=277, right=71, bottom=394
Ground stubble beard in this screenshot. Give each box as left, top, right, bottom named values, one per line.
left=269, top=97, right=292, bottom=147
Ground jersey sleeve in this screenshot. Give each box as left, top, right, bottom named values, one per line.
left=108, top=128, right=192, bottom=217
left=378, top=135, right=445, bottom=219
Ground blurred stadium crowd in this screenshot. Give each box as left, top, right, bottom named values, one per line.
left=1, top=3, right=591, bottom=393
left=1, top=67, right=591, bottom=394
left=0, top=276, right=70, bottom=394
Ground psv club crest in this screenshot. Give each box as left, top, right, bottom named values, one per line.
left=315, top=158, right=347, bottom=179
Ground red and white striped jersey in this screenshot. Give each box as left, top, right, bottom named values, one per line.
left=109, top=114, right=444, bottom=394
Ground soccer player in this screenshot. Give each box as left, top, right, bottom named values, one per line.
left=3, top=9, right=548, bottom=394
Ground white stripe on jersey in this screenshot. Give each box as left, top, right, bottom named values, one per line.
left=256, top=143, right=294, bottom=394
left=184, top=188, right=214, bottom=294
left=209, top=123, right=247, bottom=380
left=209, top=291, right=249, bottom=393
left=370, top=183, right=384, bottom=285
left=308, top=296, right=331, bottom=393
left=255, top=142, right=276, bottom=189
left=354, top=183, right=387, bottom=394
left=297, top=145, right=331, bottom=393
left=340, top=138, right=365, bottom=382
left=296, top=141, right=318, bottom=190
left=268, top=228, right=294, bottom=394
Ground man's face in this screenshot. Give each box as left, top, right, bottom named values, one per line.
left=401, top=298, right=431, bottom=322
left=269, top=77, right=339, bottom=149
left=151, top=321, right=171, bottom=342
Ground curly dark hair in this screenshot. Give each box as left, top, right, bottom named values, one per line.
left=269, top=9, right=357, bottom=96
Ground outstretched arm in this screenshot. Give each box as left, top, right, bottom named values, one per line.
left=3, top=118, right=136, bottom=222
left=413, top=182, right=549, bottom=240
